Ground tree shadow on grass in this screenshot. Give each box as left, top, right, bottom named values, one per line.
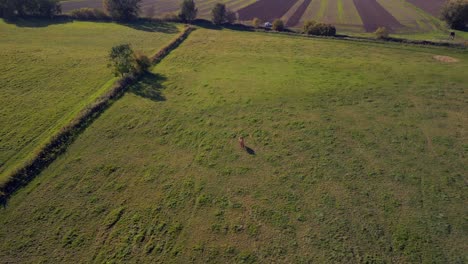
left=120, top=19, right=179, bottom=34
left=3, top=16, right=72, bottom=28
left=128, top=72, right=167, bottom=101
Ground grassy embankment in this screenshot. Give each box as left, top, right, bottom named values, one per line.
left=0, top=19, right=181, bottom=183
left=1, top=28, right=467, bottom=262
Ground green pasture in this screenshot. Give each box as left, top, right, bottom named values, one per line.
left=0, top=19, right=180, bottom=183
left=1, top=28, right=466, bottom=263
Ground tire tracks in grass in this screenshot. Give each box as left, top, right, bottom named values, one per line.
left=0, top=26, right=196, bottom=206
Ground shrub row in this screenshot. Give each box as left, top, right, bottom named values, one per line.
left=303, top=20, right=336, bottom=36
left=152, top=25, right=195, bottom=63
left=70, top=8, right=109, bottom=21
left=0, top=26, right=196, bottom=206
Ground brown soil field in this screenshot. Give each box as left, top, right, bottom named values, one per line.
left=353, top=0, right=402, bottom=32
left=405, top=0, right=445, bottom=16
left=286, top=0, right=312, bottom=27
left=237, top=0, right=299, bottom=22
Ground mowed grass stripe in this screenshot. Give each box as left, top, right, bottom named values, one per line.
left=298, top=0, right=320, bottom=25
left=1, top=28, right=466, bottom=263
left=322, top=0, right=338, bottom=24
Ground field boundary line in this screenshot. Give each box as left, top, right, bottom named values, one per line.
left=0, top=25, right=196, bottom=206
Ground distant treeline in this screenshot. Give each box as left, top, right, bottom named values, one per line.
left=0, top=0, right=61, bottom=18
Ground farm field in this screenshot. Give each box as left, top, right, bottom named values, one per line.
left=61, top=0, right=450, bottom=33
left=61, top=0, right=257, bottom=18
left=0, top=19, right=180, bottom=183
left=1, top=27, right=467, bottom=262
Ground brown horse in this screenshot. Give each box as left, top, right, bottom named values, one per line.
left=238, top=136, right=246, bottom=150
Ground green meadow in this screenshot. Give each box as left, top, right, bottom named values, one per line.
left=0, top=19, right=180, bottom=182
left=1, top=28, right=466, bottom=262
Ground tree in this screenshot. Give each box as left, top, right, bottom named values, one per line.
left=108, top=44, right=136, bottom=77
left=179, top=0, right=197, bottom=22
left=441, top=0, right=468, bottom=30
left=211, top=3, right=226, bottom=25
left=374, top=26, right=389, bottom=39
left=0, top=0, right=61, bottom=18
left=252, top=17, right=261, bottom=28
left=225, top=9, right=236, bottom=24
left=272, top=19, right=284, bottom=31
left=103, top=0, right=142, bottom=21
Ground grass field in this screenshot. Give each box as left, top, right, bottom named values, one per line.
left=1, top=27, right=467, bottom=262
left=0, top=19, right=180, bottom=183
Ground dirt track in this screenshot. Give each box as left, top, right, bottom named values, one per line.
left=405, top=0, right=445, bottom=16
left=286, top=0, right=311, bottom=27
left=238, top=0, right=299, bottom=22
left=353, top=0, right=401, bottom=32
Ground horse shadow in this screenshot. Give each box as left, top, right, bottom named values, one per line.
left=245, top=146, right=256, bottom=155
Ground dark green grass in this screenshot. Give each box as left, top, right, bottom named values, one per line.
left=0, top=19, right=180, bottom=183
left=0, top=29, right=467, bottom=263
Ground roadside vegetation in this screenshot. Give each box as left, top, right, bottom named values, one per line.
left=1, top=28, right=466, bottom=263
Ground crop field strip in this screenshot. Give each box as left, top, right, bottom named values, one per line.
left=377, top=0, right=439, bottom=32
left=405, top=0, right=445, bottom=16
left=237, top=0, right=299, bottom=22
left=62, top=0, right=257, bottom=18
left=61, top=0, right=446, bottom=33
left=284, top=0, right=311, bottom=27
left=353, top=0, right=402, bottom=32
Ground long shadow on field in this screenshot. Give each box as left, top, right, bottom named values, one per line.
left=3, top=16, right=72, bottom=28
left=128, top=72, right=167, bottom=101
left=245, top=146, right=256, bottom=155
left=121, top=20, right=179, bottom=34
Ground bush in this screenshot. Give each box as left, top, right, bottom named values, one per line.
left=441, top=0, right=468, bottom=30
left=303, top=20, right=336, bottom=36
left=134, top=52, right=151, bottom=74
left=252, top=17, right=261, bottom=28
left=108, top=44, right=136, bottom=77
left=102, top=0, right=142, bottom=21
left=211, top=3, right=236, bottom=25
left=108, top=45, right=153, bottom=77
left=70, top=8, right=108, bottom=20
left=179, top=0, right=197, bottom=22
left=0, top=0, right=61, bottom=18
left=374, top=26, right=389, bottom=39
left=272, top=19, right=284, bottom=31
